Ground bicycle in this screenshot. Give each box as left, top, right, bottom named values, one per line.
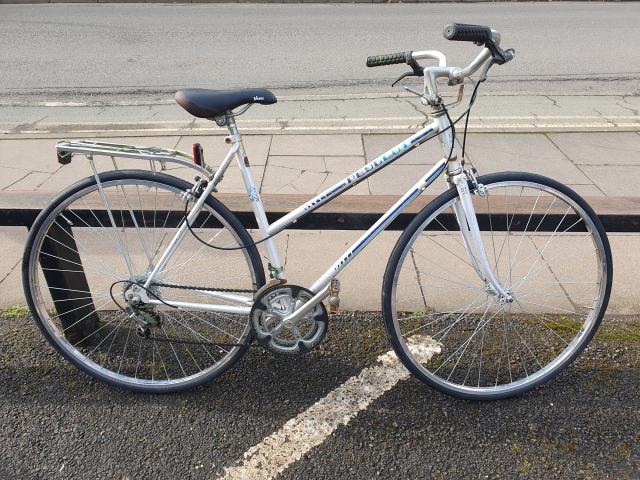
left=23, top=23, right=612, bottom=400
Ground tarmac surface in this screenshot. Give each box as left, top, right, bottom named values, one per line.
left=0, top=310, right=638, bottom=479
left=2, top=3, right=639, bottom=98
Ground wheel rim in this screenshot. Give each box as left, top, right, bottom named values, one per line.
left=390, top=180, right=609, bottom=397
left=28, top=176, right=259, bottom=389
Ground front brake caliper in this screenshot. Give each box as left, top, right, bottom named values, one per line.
left=466, top=168, right=487, bottom=196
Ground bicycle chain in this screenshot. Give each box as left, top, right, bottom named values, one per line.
left=149, top=281, right=256, bottom=294
left=143, top=281, right=255, bottom=347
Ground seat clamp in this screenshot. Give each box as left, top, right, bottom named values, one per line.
left=225, top=134, right=240, bottom=145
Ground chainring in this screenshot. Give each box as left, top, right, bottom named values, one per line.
left=250, top=284, right=328, bottom=355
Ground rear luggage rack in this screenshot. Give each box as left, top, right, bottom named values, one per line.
left=56, top=139, right=210, bottom=176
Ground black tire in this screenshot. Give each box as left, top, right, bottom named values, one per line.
left=23, top=170, right=266, bottom=393
left=382, top=172, right=612, bottom=400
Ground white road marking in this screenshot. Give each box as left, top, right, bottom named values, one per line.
left=218, top=335, right=441, bottom=480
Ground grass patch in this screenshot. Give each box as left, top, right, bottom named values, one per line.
left=543, top=316, right=582, bottom=334
left=597, top=330, right=640, bottom=343
left=64, top=380, right=78, bottom=392
left=1, top=305, right=29, bottom=317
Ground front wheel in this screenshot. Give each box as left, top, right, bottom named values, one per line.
left=382, top=172, right=612, bottom=400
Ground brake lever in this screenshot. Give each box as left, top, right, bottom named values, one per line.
left=391, top=56, right=424, bottom=87
left=392, top=71, right=417, bottom=87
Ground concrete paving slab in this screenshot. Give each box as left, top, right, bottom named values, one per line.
left=0, top=138, right=65, bottom=174
left=33, top=162, right=102, bottom=193
left=2, top=221, right=638, bottom=315
left=369, top=164, right=449, bottom=196
left=549, top=96, right=637, bottom=117
left=565, top=184, right=604, bottom=197
left=0, top=167, right=30, bottom=190
left=261, top=156, right=368, bottom=195
left=0, top=227, right=27, bottom=306
left=547, top=132, right=640, bottom=166
left=527, top=234, right=604, bottom=314
left=0, top=267, right=23, bottom=306
left=0, top=226, right=26, bottom=282
left=269, top=134, right=363, bottom=157
left=165, top=163, right=267, bottom=194
left=3, top=170, right=53, bottom=191
left=0, top=135, right=182, bottom=192
left=175, top=135, right=272, bottom=166
left=259, top=229, right=401, bottom=312
left=580, top=165, right=640, bottom=197
left=608, top=234, right=640, bottom=315
left=464, top=133, right=593, bottom=184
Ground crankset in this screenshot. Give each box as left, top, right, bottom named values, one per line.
left=250, top=284, right=328, bottom=355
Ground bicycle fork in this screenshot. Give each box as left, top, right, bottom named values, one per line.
left=449, top=170, right=513, bottom=304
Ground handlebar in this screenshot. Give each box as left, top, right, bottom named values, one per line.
left=366, top=22, right=513, bottom=81
left=366, top=51, right=413, bottom=68
left=365, top=23, right=515, bottom=106
left=443, top=23, right=496, bottom=44
left=443, top=23, right=512, bottom=65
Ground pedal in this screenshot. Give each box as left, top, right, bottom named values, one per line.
left=328, top=278, right=341, bottom=314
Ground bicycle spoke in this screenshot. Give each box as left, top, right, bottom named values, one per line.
left=27, top=175, right=259, bottom=391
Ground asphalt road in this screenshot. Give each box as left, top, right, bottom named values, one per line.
left=1, top=2, right=640, bottom=102
left=1, top=311, right=638, bottom=479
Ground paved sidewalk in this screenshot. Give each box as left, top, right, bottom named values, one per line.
left=2, top=94, right=640, bottom=136
left=1, top=130, right=640, bottom=314
left=2, top=131, right=640, bottom=197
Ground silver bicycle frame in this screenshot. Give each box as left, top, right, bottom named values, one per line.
left=137, top=112, right=465, bottom=316
left=58, top=45, right=509, bottom=316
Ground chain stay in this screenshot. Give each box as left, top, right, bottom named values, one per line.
left=138, top=281, right=256, bottom=347
left=145, top=333, right=249, bottom=348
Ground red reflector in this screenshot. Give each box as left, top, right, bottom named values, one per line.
left=192, top=143, right=204, bottom=166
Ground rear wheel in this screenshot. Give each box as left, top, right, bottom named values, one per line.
left=382, top=172, right=612, bottom=400
left=23, top=170, right=265, bottom=393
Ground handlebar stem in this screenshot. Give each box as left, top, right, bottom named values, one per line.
left=422, top=66, right=453, bottom=105
left=421, top=47, right=494, bottom=105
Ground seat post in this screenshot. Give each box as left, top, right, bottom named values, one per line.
left=225, top=114, right=242, bottom=143
left=225, top=114, right=250, bottom=165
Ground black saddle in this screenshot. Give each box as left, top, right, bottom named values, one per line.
left=175, top=88, right=277, bottom=119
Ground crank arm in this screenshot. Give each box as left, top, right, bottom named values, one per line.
left=279, top=283, right=331, bottom=325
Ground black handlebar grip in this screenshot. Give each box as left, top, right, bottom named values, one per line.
left=443, top=23, right=492, bottom=44
left=366, top=51, right=412, bottom=68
